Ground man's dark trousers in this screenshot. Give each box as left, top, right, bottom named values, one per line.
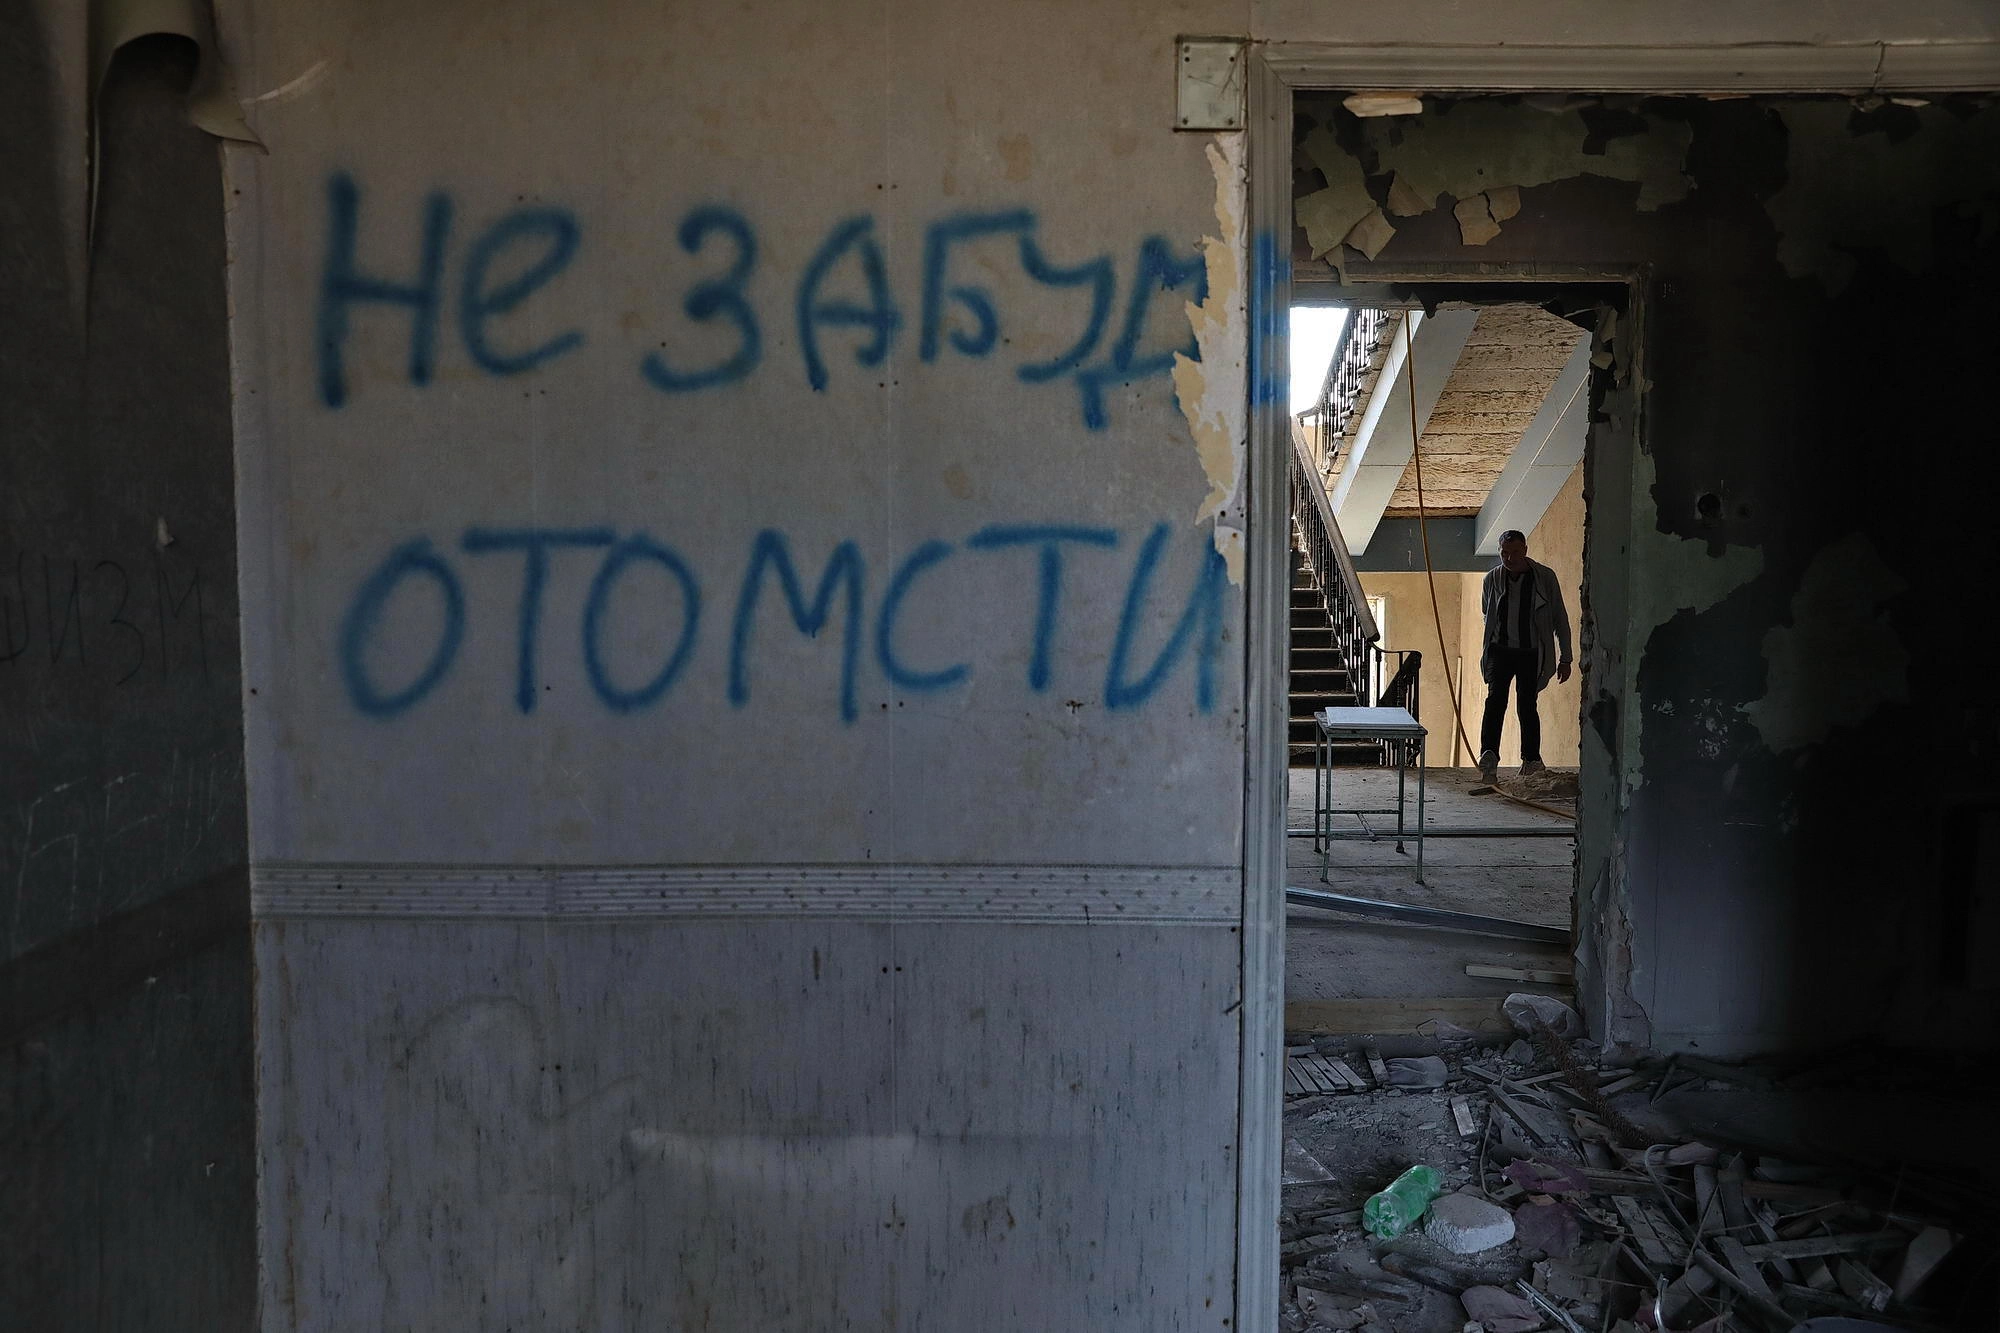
left=1481, top=646, right=1541, bottom=763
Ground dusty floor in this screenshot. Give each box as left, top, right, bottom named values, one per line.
left=1287, top=766, right=1576, bottom=1005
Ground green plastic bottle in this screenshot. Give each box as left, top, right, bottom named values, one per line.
left=1362, top=1164, right=1442, bottom=1238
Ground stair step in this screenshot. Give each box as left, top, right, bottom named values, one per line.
left=1290, top=691, right=1359, bottom=706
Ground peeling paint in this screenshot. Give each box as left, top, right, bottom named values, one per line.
left=1767, top=101, right=2000, bottom=292
left=1740, top=532, right=1908, bottom=752
left=1366, top=102, right=1692, bottom=215
left=1174, top=134, right=1247, bottom=584
left=1620, top=452, right=1765, bottom=795
left=1299, top=101, right=1691, bottom=259
left=1453, top=194, right=1499, bottom=245
left=1345, top=207, right=1395, bottom=260
left=1294, top=126, right=1376, bottom=258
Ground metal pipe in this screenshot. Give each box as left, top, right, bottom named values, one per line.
left=1285, top=886, right=1567, bottom=944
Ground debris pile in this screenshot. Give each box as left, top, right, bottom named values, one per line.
left=1278, top=1002, right=1986, bottom=1332
left=1493, top=767, right=1580, bottom=806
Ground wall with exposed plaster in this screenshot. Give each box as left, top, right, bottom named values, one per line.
left=1297, top=91, right=2000, bottom=1057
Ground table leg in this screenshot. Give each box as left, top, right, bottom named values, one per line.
left=1394, top=741, right=1407, bottom=854
left=1415, top=739, right=1427, bottom=885
left=1317, top=726, right=1330, bottom=883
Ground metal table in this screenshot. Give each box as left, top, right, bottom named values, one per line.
left=1312, top=705, right=1427, bottom=885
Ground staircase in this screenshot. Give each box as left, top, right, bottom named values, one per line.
left=1287, top=551, right=1362, bottom=766
left=1287, top=330, right=1421, bottom=766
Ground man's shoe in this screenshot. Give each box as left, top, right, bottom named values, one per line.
left=1477, top=750, right=1499, bottom=783
left=1520, top=760, right=1546, bottom=777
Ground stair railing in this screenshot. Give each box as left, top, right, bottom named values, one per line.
left=1290, top=422, right=1377, bottom=700
left=1290, top=421, right=1420, bottom=757
left=1298, top=306, right=1391, bottom=476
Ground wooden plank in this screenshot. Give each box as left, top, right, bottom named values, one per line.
left=1836, top=1260, right=1893, bottom=1314
left=1363, top=1045, right=1391, bottom=1086
left=1657, top=1266, right=1717, bottom=1326
left=1325, top=1058, right=1368, bottom=1090
left=1739, top=1232, right=1906, bottom=1262
left=1491, top=1088, right=1570, bottom=1147
left=1584, top=1170, right=1654, bottom=1196
left=1894, top=1226, right=1956, bottom=1301
left=1715, top=1237, right=1776, bottom=1301
left=1740, top=1179, right=1845, bottom=1206
left=1611, top=1195, right=1680, bottom=1268
left=1691, top=1250, right=1796, bottom=1329
left=1692, top=1165, right=1720, bottom=1240
left=1283, top=997, right=1512, bottom=1035
left=1466, top=963, right=1574, bottom=985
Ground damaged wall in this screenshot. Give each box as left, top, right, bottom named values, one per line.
left=7, top=0, right=1999, bottom=1325
left=0, top=23, right=252, bottom=1332
left=1296, top=92, right=2000, bottom=1057
left=220, top=0, right=1249, bottom=1327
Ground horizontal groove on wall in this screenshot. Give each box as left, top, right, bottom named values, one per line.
left=251, top=862, right=1243, bottom=924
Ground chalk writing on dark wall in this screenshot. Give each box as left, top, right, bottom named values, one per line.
left=337, top=522, right=1229, bottom=722
left=0, top=549, right=211, bottom=687
left=316, top=173, right=1206, bottom=430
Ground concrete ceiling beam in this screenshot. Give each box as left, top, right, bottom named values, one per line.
left=1474, top=335, right=1592, bottom=555
left=1327, top=308, right=1479, bottom=554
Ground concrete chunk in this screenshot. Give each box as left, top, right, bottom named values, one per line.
left=1426, top=1193, right=1516, bottom=1254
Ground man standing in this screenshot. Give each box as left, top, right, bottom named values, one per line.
left=1477, top=530, right=1572, bottom=782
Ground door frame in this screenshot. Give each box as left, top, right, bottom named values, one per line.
left=1233, top=38, right=2000, bottom=1333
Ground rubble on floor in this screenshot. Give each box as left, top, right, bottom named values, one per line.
left=1492, top=767, right=1580, bottom=806
left=1278, top=1010, right=1989, bottom=1332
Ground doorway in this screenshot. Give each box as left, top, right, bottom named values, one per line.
left=1282, top=286, right=1614, bottom=1033
left=1237, top=46, right=2000, bottom=1331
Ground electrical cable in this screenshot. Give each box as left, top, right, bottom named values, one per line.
left=1400, top=312, right=1576, bottom=824
left=1403, top=312, right=1476, bottom=766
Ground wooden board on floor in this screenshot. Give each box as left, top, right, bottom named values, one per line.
left=1284, top=996, right=1552, bottom=1035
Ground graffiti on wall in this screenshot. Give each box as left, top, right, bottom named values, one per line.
left=0, top=548, right=211, bottom=687
left=313, top=172, right=1240, bottom=724
left=316, top=173, right=1206, bottom=431
left=339, top=522, right=1230, bottom=723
